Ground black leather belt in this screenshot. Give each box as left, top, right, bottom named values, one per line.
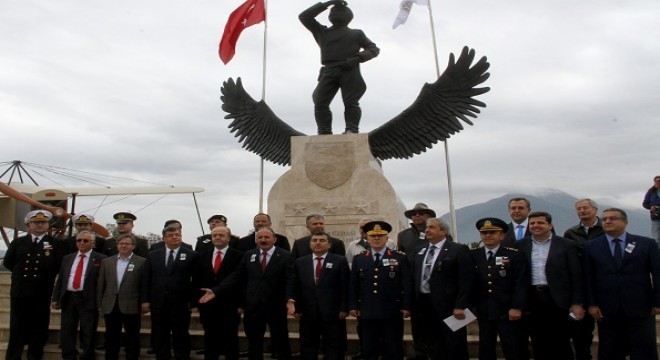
left=532, top=285, right=548, bottom=291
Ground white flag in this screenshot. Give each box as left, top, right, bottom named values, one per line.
left=393, top=0, right=429, bottom=29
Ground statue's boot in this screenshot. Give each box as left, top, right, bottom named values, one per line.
left=315, top=109, right=333, bottom=135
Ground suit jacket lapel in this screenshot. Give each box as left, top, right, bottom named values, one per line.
left=64, top=254, right=76, bottom=285
left=107, top=257, right=120, bottom=291
left=435, top=242, right=450, bottom=267
left=415, top=246, right=427, bottom=278
left=597, top=237, right=617, bottom=269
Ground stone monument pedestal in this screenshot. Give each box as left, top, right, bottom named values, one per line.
left=268, top=133, right=408, bottom=247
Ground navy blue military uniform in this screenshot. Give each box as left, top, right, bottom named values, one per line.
left=349, top=248, right=412, bottom=360
left=4, top=233, right=65, bottom=360
left=471, top=246, right=529, bottom=360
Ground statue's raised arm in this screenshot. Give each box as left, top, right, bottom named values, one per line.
left=299, top=1, right=379, bottom=135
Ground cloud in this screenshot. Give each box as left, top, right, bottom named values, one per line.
left=1, top=0, right=659, bottom=238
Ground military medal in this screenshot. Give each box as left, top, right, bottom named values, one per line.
left=499, top=269, right=507, bottom=277
left=389, top=271, right=396, bottom=279
left=382, top=259, right=390, bottom=266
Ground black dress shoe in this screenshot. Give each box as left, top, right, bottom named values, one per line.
left=146, top=349, right=156, bottom=355
left=95, top=345, right=105, bottom=350
left=352, top=352, right=364, bottom=360
left=196, top=349, right=206, bottom=355
left=239, top=351, right=250, bottom=358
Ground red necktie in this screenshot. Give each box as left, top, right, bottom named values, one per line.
left=315, top=257, right=323, bottom=284
left=261, top=251, right=268, bottom=272
left=72, top=254, right=86, bottom=290
left=213, top=250, right=223, bottom=273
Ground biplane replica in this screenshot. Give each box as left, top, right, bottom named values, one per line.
left=0, top=160, right=204, bottom=247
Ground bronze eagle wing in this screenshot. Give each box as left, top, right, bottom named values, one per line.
left=221, top=77, right=306, bottom=166
left=367, top=46, right=490, bottom=160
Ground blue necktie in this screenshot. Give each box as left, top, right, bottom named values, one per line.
left=421, top=246, right=436, bottom=293
left=516, top=225, right=524, bottom=240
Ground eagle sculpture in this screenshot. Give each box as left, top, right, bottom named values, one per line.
left=221, top=46, right=490, bottom=166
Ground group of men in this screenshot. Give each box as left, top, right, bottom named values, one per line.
left=3, top=197, right=659, bottom=360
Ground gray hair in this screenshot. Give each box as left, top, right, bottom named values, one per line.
left=575, top=198, right=598, bottom=209
left=426, top=218, right=450, bottom=232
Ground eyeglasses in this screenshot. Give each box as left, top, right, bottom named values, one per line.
left=76, top=239, right=92, bottom=243
left=116, top=222, right=129, bottom=225
left=480, top=230, right=501, bottom=235
left=410, top=211, right=426, bottom=216
left=601, top=216, right=623, bottom=222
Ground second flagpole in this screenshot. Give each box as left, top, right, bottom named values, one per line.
left=426, top=0, right=458, bottom=242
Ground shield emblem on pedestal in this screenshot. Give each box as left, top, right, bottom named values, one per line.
left=305, top=142, right=355, bottom=189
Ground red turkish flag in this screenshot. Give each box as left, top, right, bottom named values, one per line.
left=219, top=0, right=266, bottom=64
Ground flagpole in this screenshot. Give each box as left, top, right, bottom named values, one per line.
left=426, top=0, right=458, bottom=242
left=258, top=0, right=269, bottom=213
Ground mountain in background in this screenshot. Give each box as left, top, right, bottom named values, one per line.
left=439, top=189, right=651, bottom=244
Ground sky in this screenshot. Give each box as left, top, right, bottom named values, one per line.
left=1, top=0, right=659, bottom=242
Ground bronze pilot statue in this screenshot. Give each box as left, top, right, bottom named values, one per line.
left=300, top=1, right=380, bottom=135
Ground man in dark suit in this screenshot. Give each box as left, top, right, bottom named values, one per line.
left=97, top=233, right=146, bottom=360
left=349, top=221, right=412, bottom=360
left=64, top=213, right=106, bottom=254
left=52, top=230, right=107, bottom=360
left=200, top=227, right=295, bottom=360
left=4, top=210, right=65, bottom=360
left=289, top=231, right=350, bottom=360
left=470, top=218, right=528, bottom=360
left=195, top=215, right=241, bottom=253
left=584, top=208, right=660, bottom=360
left=141, top=226, right=197, bottom=360
left=194, top=226, right=243, bottom=360
left=231, top=213, right=290, bottom=252
left=411, top=217, right=472, bottom=360
left=503, top=198, right=532, bottom=246
left=563, top=198, right=604, bottom=360
left=292, top=214, right=345, bottom=258
left=515, top=211, right=584, bottom=360
left=104, top=212, right=149, bottom=257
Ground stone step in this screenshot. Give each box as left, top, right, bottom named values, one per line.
left=0, top=344, right=502, bottom=360
left=0, top=325, right=413, bottom=357
left=0, top=309, right=422, bottom=335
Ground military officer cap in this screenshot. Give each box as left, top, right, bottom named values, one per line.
left=404, top=203, right=437, bottom=219
left=25, top=210, right=52, bottom=223
left=475, top=217, right=508, bottom=232
left=207, top=214, right=227, bottom=224
left=363, top=220, right=392, bottom=236
left=114, top=212, right=137, bottom=222
left=73, top=213, right=94, bottom=224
